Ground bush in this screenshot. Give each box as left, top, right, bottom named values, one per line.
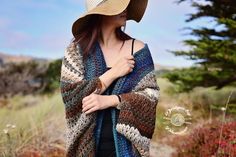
left=43, top=59, right=62, bottom=94
left=0, top=61, right=48, bottom=97
left=162, top=82, right=236, bottom=118
left=169, top=120, right=236, bottom=157
left=0, top=58, right=63, bottom=98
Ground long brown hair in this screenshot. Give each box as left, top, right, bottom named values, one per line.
left=72, top=14, right=132, bottom=61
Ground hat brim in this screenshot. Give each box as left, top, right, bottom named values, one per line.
left=72, top=0, right=148, bottom=37
left=127, top=0, right=148, bottom=22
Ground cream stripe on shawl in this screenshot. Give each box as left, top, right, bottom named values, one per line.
left=60, top=41, right=160, bottom=157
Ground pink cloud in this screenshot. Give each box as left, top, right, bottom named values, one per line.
left=20, top=0, right=59, bottom=10
left=0, top=17, right=31, bottom=49
left=37, top=33, right=70, bottom=52
left=1, top=30, right=31, bottom=49
left=0, top=17, right=11, bottom=29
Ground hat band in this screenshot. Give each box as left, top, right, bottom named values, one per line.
left=86, top=0, right=108, bottom=11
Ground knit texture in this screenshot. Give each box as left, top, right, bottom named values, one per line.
left=60, top=41, right=160, bottom=157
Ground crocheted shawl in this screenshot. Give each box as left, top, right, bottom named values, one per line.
left=60, top=41, right=160, bottom=157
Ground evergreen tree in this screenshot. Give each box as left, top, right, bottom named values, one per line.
left=164, top=0, right=236, bottom=92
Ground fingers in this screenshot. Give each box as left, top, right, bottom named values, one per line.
left=128, top=59, right=135, bottom=65
left=127, top=59, right=135, bottom=69
left=125, top=57, right=135, bottom=68
left=130, top=64, right=134, bottom=69
left=82, top=94, right=100, bottom=114
left=82, top=96, right=93, bottom=108
left=82, top=102, right=95, bottom=113
left=84, top=106, right=98, bottom=115
left=124, top=54, right=135, bottom=60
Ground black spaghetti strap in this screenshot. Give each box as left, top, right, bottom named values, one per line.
left=131, top=38, right=135, bottom=55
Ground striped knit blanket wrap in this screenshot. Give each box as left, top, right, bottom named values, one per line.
left=60, top=41, right=160, bottom=157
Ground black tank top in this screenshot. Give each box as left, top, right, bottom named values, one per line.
left=97, top=38, right=135, bottom=156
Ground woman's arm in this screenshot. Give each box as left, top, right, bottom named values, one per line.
left=60, top=42, right=120, bottom=117
left=107, top=94, right=121, bottom=107
left=97, top=69, right=119, bottom=94
left=96, top=39, right=145, bottom=94
left=116, top=70, right=159, bottom=157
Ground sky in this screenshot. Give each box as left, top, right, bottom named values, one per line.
left=0, top=0, right=206, bottom=67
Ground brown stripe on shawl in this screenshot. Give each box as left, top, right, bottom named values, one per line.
left=60, top=41, right=160, bottom=157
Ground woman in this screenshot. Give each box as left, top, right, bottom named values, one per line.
left=60, top=0, right=160, bottom=157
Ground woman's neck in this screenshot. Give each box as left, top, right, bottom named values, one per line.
left=100, top=24, right=119, bottom=48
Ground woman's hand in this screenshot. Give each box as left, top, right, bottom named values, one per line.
left=111, top=55, right=135, bottom=78
left=82, top=93, right=119, bottom=115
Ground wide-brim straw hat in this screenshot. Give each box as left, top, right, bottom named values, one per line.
left=72, top=0, right=148, bottom=37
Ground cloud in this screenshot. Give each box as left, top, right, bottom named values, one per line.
left=0, top=17, right=11, bottom=29
left=0, top=17, right=30, bottom=49
left=1, top=31, right=30, bottom=49
left=125, top=0, right=196, bottom=67
left=0, top=1, right=77, bottom=59
left=0, top=0, right=197, bottom=67
left=37, top=33, right=71, bottom=52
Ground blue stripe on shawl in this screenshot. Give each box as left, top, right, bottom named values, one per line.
left=84, top=41, right=154, bottom=157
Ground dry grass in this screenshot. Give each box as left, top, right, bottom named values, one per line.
left=0, top=78, right=235, bottom=157
left=0, top=91, right=66, bottom=157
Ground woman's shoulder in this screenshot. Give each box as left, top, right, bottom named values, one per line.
left=64, top=40, right=82, bottom=55
left=126, top=38, right=148, bottom=55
